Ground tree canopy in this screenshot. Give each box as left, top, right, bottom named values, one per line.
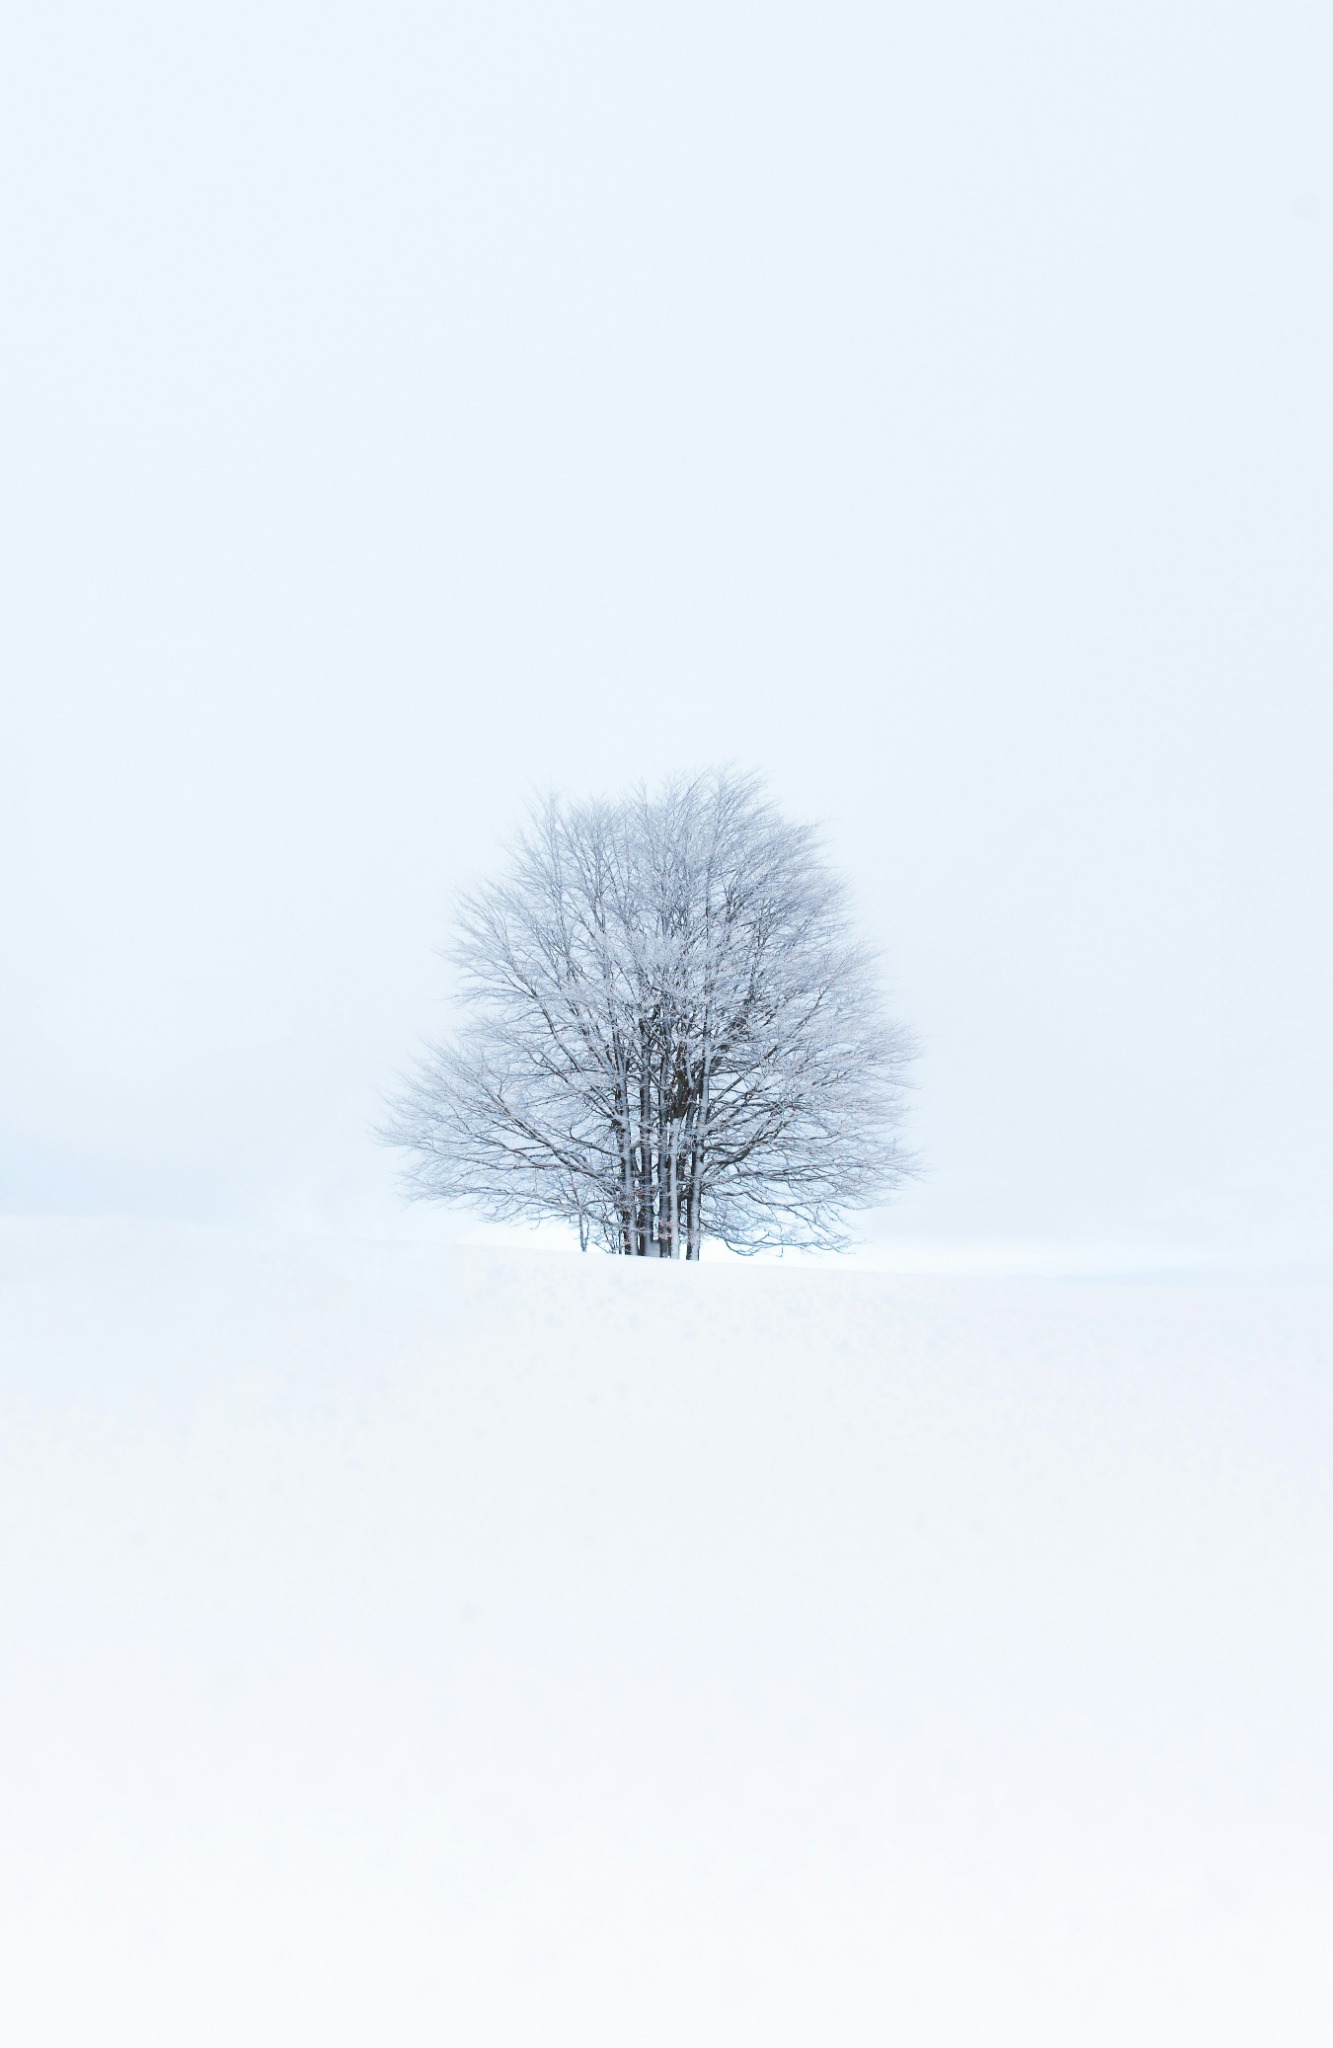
left=384, top=771, right=915, bottom=1255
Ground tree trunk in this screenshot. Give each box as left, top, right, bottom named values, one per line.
left=615, top=1064, right=636, bottom=1256
left=667, top=1126, right=680, bottom=1258
left=687, top=1020, right=711, bottom=1260
left=656, top=1071, right=672, bottom=1256
left=637, top=1058, right=653, bottom=1255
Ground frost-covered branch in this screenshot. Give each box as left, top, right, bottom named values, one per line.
left=382, top=771, right=916, bottom=1255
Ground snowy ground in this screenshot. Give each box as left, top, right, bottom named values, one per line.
left=2, top=1216, right=1331, bottom=2044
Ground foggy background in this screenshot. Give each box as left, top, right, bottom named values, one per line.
left=5, top=14, right=1333, bottom=2036
left=3, top=0, right=1331, bottom=1254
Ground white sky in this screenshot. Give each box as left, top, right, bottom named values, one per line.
left=3, top=0, right=1331, bottom=1249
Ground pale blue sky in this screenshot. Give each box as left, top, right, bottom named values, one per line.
left=3, top=0, right=1331, bottom=1250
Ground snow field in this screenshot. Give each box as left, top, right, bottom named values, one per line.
left=1, top=1217, right=1331, bottom=2043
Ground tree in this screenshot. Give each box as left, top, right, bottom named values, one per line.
left=383, top=770, right=915, bottom=1256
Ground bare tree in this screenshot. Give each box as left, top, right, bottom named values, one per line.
left=383, top=771, right=915, bottom=1255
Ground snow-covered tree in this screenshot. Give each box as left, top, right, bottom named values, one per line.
left=384, top=771, right=915, bottom=1255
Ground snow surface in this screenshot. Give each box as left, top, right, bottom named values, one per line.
left=2, top=1216, right=1332, bottom=2044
